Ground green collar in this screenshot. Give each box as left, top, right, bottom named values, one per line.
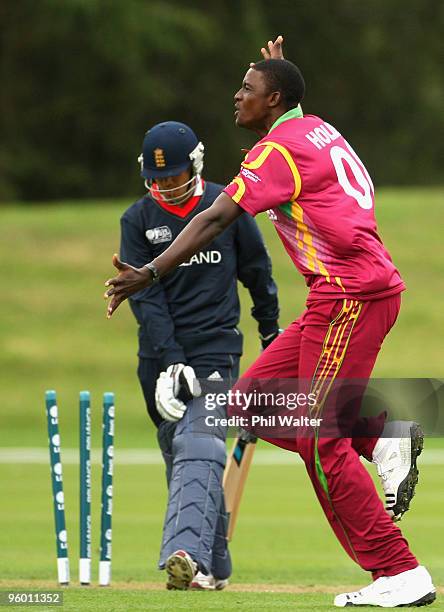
left=268, top=105, right=303, bottom=133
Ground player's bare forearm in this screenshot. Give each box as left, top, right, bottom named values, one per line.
left=155, top=194, right=242, bottom=274
left=104, top=193, right=242, bottom=318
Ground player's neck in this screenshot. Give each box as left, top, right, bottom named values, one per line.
left=253, top=108, right=288, bottom=138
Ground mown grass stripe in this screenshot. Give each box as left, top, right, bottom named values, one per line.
left=1, top=447, right=444, bottom=465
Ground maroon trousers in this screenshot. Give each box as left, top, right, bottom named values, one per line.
left=231, top=295, right=418, bottom=579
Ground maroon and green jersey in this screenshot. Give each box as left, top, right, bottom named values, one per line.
left=224, top=108, right=405, bottom=301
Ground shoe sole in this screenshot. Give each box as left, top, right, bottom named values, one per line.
left=166, top=580, right=188, bottom=591
left=398, top=590, right=436, bottom=607
left=341, top=590, right=436, bottom=607
left=165, top=552, right=195, bottom=590
left=392, top=423, right=423, bottom=521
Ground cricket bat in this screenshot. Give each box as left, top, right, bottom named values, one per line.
left=223, top=434, right=257, bottom=541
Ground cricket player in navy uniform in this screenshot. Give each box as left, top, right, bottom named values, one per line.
left=120, top=121, right=280, bottom=590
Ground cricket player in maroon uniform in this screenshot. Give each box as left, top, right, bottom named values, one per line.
left=105, top=37, right=436, bottom=607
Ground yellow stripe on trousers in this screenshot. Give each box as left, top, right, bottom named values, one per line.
left=310, top=299, right=362, bottom=418
left=310, top=298, right=363, bottom=565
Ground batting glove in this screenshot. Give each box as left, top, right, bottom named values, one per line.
left=155, top=373, right=187, bottom=422
left=166, top=363, right=201, bottom=402
left=259, top=328, right=283, bottom=350
left=155, top=364, right=202, bottom=422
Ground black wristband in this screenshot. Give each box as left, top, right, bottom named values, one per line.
left=258, top=321, right=280, bottom=338
left=144, top=261, right=160, bottom=283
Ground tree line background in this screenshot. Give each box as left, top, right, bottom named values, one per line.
left=0, top=0, right=442, bottom=202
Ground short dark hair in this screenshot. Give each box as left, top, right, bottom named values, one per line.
left=253, top=59, right=305, bottom=110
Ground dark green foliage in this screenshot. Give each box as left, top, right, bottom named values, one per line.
left=0, top=0, right=442, bottom=201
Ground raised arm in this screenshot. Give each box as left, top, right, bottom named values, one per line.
left=250, top=34, right=285, bottom=67
left=104, top=193, right=243, bottom=318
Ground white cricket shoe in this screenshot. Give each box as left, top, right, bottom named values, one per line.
left=165, top=549, right=197, bottom=590
left=372, top=421, right=423, bottom=521
left=190, top=571, right=229, bottom=591
left=334, top=565, right=436, bottom=607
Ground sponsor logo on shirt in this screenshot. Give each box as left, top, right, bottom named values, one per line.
left=240, top=167, right=261, bottom=183
left=145, top=226, right=172, bottom=244
left=180, top=251, right=222, bottom=266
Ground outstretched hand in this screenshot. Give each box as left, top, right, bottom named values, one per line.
left=250, top=34, right=285, bottom=67
left=104, top=254, right=152, bottom=318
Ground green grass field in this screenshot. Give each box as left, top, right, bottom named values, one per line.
left=0, top=188, right=443, bottom=610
